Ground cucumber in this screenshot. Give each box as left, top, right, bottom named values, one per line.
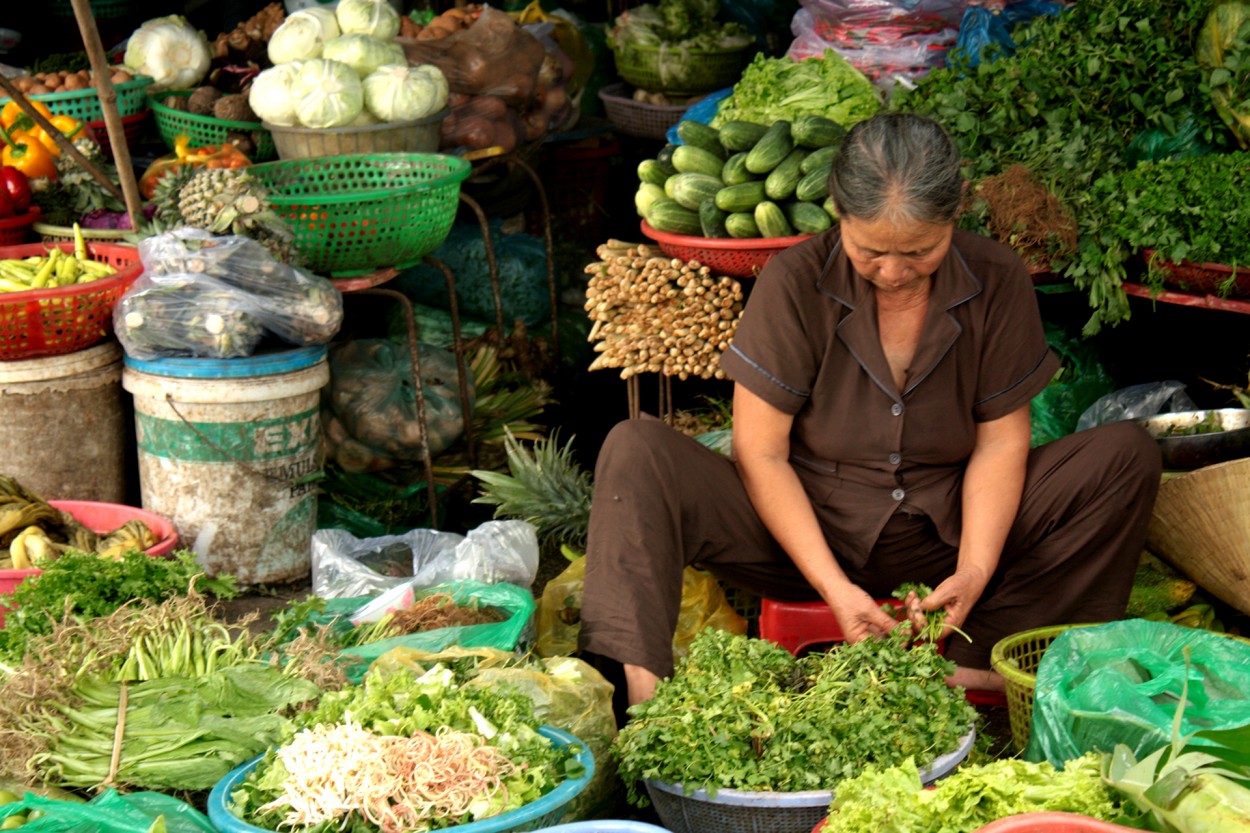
left=792, top=114, right=847, bottom=149
left=718, top=120, right=769, bottom=152
left=715, top=181, right=767, bottom=213
left=822, top=195, right=840, bottom=220
left=635, top=183, right=666, bottom=217
left=699, top=199, right=729, bottom=238
left=764, top=148, right=808, bottom=201
left=672, top=144, right=726, bottom=178
left=656, top=144, right=679, bottom=176
left=721, top=152, right=754, bottom=186
left=745, top=121, right=793, bottom=175
left=755, top=200, right=793, bottom=238
left=799, top=144, right=839, bottom=176
left=784, top=200, right=833, bottom=234
left=795, top=166, right=831, bottom=203
left=667, top=173, right=724, bottom=211
left=646, top=197, right=702, bottom=236
left=676, top=120, right=727, bottom=160
left=725, top=212, right=760, bottom=238
left=637, top=159, right=671, bottom=188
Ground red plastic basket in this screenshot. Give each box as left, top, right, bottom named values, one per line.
left=85, top=110, right=150, bottom=160
left=0, top=499, right=178, bottom=627
left=972, top=812, right=1129, bottom=832
left=0, top=241, right=141, bottom=360
left=641, top=220, right=812, bottom=278
left=1142, top=248, right=1250, bottom=297
left=0, top=206, right=41, bottom=246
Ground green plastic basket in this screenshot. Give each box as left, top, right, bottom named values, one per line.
left=49, top=0, right=143, bottom=19
left=0, top=74, right=152, bottom=123
left=148, top=92, right=277, bottom=161
left=249, top=153, right=472, bottom=277
left=612, top=44, right=749, bottom=95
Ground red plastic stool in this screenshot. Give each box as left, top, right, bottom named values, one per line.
left=758, top=598, right=1008, bottom=707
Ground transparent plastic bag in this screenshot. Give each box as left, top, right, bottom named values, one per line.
left=1075, top=381, right=1197, bottom=431
left=136, top=228, right=343, bottom=348
left=311, top=519, right=541, bottom=599
left=946, top=0, right=1064, bottom=68
left=797, top=0, right=968, bottom=29
left=787, top=10, right=957, bottom=70
left=400, top=7, right=546, bottom=105
left=114, top=272, right=266, bottom=359
left=324, top=339, right=474, bottom=473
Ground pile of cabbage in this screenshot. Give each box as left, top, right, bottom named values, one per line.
left=249, top=0, right=449, bottom=129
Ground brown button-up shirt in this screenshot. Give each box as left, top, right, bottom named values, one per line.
left=719, top=227, right=1059, bottom=568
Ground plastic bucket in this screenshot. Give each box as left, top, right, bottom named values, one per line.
left=0, top=340, right=127, bottom=503
left=121, top=347, right=330, bottom=585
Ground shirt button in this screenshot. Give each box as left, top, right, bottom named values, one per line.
left=892, top=488, right=905, bottom=501
left=888, top=453, right=901, bottom=465
left=891, top=403, right=903, bottom=416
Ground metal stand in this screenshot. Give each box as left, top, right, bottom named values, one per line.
left=626, top=374, right=675, bottom=424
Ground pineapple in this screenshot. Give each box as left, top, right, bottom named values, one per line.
left=471, top=430, right=593, bottom=549
left=176, top=167, right=295, bottom=262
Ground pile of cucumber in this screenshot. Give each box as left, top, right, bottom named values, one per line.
left=637, top=117, right=845, bottom=240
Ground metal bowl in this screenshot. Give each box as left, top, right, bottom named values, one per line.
left=1137, top=408, right=1250, bottom=470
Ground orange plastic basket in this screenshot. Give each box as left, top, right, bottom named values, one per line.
left=0, top=241, right=141, bottom=360
left=0, top=207, right=41, bottom=246
left=641, top=220, right=812, bottom=278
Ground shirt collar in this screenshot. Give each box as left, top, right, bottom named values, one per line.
left=814, top=228, right=983, bottom=312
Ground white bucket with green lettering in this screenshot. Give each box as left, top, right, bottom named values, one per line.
left=121, top=347, right=329, bottom=585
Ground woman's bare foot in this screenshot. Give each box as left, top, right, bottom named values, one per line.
left=948, top=666, right=1006, bottom=692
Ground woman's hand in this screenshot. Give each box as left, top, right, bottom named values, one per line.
left=912, top=565, right=991, bottom=640
left=828, top=583, right=901, bottom=643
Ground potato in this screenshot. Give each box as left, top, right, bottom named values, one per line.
left=27, top=84, right=52, bottom=95
left=43, top=73, right=63, bottom=89
left=111, top=70, right=133, bottom=84
left=62, top=75, right=86, bottom=91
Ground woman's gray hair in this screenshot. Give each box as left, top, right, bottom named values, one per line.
left=828, top=112, right=963, bottom=225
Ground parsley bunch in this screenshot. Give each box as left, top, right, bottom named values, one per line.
left=614, top=627, right=977, bottom=804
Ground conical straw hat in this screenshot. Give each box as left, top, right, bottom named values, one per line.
left=1146, top=457, right=1250, bottom=617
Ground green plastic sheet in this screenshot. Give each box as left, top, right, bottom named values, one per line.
left=1026, top=620, right=1250, bottom=766
left=0, top=790, right=215, bottom=833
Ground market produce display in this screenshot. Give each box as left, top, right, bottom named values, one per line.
left=607, top=0, right=754, bottom=95
left=585, top=240, right=744, bottom=380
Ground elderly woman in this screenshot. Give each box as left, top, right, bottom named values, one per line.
left=580, top=112, right=1161, bottom=706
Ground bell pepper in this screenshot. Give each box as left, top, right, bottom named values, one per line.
left=21, top=115, right=83, bottom=158
left=0, top=186, right=13, bottom=220
left=0, top=100, right=54, bottom=133
left=139, top=133, right=252, bottom=198
left=0, top=166, right=31, bottom=213
left=0, top=129, right=58, bottom=181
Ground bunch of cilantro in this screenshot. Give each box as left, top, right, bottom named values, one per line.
left=710, top=51, right=882, bottom=129
left=823, top=753, right=1121, bottom=832
left=0, top=549, right=237, bottom=665
left=613, top=627, right=977, bottom=804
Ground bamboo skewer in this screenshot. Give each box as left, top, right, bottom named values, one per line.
left=69, top=0, right=144, bottom=229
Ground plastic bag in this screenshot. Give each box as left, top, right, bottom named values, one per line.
left=946, top=0, right=1064, bottom=68
left=400, top=6, right=545, bottom=105
left=535, top=556, right=746, bottom=662
left=323, top=339, right=474, bottom=473
left=1075, top=381, right=1197, bottom=431
left=0, top=789, right=215, bottom=833
left=788, top=9, right=957, bottom=71
left=117, top=228, right=343, bottom=359
left=440, top=93, right=525, bottom=151
left=1123, top=110, right=1218, bottom=165
left=285, top=579, right=536, bottom=683
left=1030, top=323, right=1117, bottom=447
left=664, top=86, right=733, bottom=144
left=1025, top=620, right=1250, bottom=767
left=311, top=519, right=541, bottom=598
left=1197, top=1, right=1250, bottom=150
left=797, top=0, right=967, bottom=29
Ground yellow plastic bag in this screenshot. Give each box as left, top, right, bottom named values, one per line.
left=535, top=556, right=746, bottom=662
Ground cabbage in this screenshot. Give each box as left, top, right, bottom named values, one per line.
left=335, top=0, right=401, bottom=39
left=362, top=64, right=449, bottom=122
left=248, top=63, right=302, bottom=127
left=122, top=15, right=211, bottom=91
left=322, top=34, right=406, bottom=78
left=289, top=59, right=363, bottom=128
left=268, top=8, right=341, bottom=64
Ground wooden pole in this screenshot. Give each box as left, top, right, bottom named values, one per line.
left=0, top=75, right=126, bottom=205
left=68, top=0, right=144, bottom=229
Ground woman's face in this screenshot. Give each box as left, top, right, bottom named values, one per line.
left=840, top=214, right=955, bottom=295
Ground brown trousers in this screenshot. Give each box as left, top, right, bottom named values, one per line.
left=579, top=418, right=1162, bottom=678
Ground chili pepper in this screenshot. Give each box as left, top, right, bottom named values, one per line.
left=0, top=100, right=54, bottom=133
left=0, top=129, right=58, bottom=181
left=0, top=166, right=31, bottom=213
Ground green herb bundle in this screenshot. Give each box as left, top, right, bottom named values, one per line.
left=613, top=627, right=977, bottom=803
left=894, top=0, right=1230, bottom=333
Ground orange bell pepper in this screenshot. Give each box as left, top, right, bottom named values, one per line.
left=0, top=130, right=58, bottom=181
left=21, top=115, right=83, bottom=158
left=0, top=100, right=54, bottom=133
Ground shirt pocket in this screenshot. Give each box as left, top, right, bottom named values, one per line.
left=791, top=455, right=840, bottom=505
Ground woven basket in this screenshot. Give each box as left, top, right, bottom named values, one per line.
left=1142, top=248, right=1250, bottom=297
left=990, top=624, right=1098, bottom=752
left=598, top=83, right=691, bottom=140
left=641, top=220, right=812, bottom=278
left=612, top=44, right=749, bottom=95
left=264, top=108, right=448, bottom=160
left=1146, top=457, right=1250, bottom=619
left=32, top=222, right=134, bottom=245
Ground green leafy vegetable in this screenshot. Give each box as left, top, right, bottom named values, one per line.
left=613, top=627, right=976, bottom=804
left=608, top=0, right=753, bottom=53
left=824, top=753, right=1121, bottom=832
left=712, top=51, right=882, bottom=129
